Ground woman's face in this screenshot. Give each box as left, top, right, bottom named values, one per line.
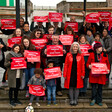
left=87, top=30, right=92, bottom=36
left=23, top=39, right=29, bottom=48
left=67, top=30, right=72, bottom=35
left=80, top=36, right=86, bottom=44
left=73, top=44, right=78, bottom=53
left=96, top=47, right=102, bottom=53
left=48, top=28, right=54, bottom=34
left=95, top=35, right=100, bottom=41
left=16, top=29, right=21, bottom=37
left=103, top=29, right=108, bottom=37
left=14, top=46, right=20, bottom=53
left=35, top=31, right=41, bottom=38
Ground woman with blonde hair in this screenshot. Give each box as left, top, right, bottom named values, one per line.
left=63, top=42, right=85, bottom=105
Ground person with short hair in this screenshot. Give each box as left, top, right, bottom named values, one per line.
left=42, top=35, right=66, bottom=96
left=23, top=21, right=31, bottom=37
left=45, top=60, right=57, bottom=106
left=28, top=68, right=46, bottom=106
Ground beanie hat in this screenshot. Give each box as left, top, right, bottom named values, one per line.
left=94, top=42, right=102, bottom=51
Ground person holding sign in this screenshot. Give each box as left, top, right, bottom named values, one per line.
left=79, top=35, right=90, bottom=96
left=86, top=43, right=110, bottom=106
left=63, top=42, right=85, bottom=106
left=20, top=36, right=36, bottom=98
left=4, top=44, right=23, bottom=107
left=12, top=28, right=23, bottom=38
left=44, top=61, right=58, bottom=106
left=42, top=35, right=66, bottom=96
left=30, top=29, right=43, bottom=39
left=28, top=68, right=46, bottom=106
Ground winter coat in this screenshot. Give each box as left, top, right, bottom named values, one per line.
left=42, top=41, right=66, bottom=69
left=102, top=35, right=112, bottom=64
left=63, top=52, right=85, bottom=89
left=86, top=52, right=110, bottom=85
left=28, top=75, right=46, bottom=88
left=4, top=53, right=23, bottom=88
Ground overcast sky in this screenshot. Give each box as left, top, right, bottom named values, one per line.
left=31, top=0, right=106, bottom=6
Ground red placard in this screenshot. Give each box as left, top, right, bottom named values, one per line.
left=47, top=45, right=63, bottom=57
left=11, top=57, right=27, bottom=70
left=49, top=12, right=63, bottom=22
left=59, top=35, right=73, bottom=45
left=24, top=50, right=40, bottom=62
left=1, top=19, right=16, bottom=29
left=91, top=63, right=108, bottom=74
left=64, top=22, right=78, bottom=32
left=43, top=34, right=52, bottom=40
left=31, top=39, right=48, bottom=50
left=80, top=44, right=92, bottom=56
left=8, top=37, right=22, bottom=48
left=109, top=17, right=112, bottom=28
left=86, top=13, right=100, bottom=23
left=34, top=16, right=48, bottom=22
left=98, top=12, right=111, bottom=22
left=44, top=67, right=62, bottom=80
left=29, top=85, right=45, bottom=96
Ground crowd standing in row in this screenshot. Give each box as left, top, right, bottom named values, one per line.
left=0, top=11, right=112, bottom=107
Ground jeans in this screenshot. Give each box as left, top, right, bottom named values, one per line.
left=24, top=68, right=35, bottom=90
left=47, top=85, right=56, bottom=102
left=80, top=78, right=88, bottom=93
left=91, top=83, right=103, bottom=103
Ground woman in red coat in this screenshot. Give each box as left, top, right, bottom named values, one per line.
left=63, top=42, right=85, bottom=106
left=86, top=43, right=110, bottom=106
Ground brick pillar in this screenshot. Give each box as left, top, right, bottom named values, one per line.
left=107, top=0, right=112, bottom=7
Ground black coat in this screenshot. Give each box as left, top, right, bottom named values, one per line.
left=0, top=38, right=7, bottom=68
left=42, top=41, right=66, bottom=69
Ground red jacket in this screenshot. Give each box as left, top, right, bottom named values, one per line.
left=86, top=52, right=110, bottom=85
left=63, top=52, right=85, bottom=89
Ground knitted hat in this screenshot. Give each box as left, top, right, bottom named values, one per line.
left=94, top=42, right=102, bottom=51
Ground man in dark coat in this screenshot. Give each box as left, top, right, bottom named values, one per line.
left=42, top=35, right=66, bottom=96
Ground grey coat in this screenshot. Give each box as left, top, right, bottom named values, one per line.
left=102, top=35, right=112, bottom=64
left=4, top=53, right=23, bottom=88
left=28, top=75, right=46, bottom=89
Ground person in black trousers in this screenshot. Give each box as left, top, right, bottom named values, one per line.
left=0, top=38, right=7, bottom=83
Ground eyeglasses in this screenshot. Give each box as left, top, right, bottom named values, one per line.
left=37, top=33, right=42, bottom=34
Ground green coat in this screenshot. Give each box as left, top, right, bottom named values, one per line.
left=4, top=53, right=23, bottom=88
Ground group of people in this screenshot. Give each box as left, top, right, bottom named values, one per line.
left=0, top=12, right=112, bottom=107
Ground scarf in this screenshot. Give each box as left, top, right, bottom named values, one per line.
left=9, top=51, right=22, bottom=57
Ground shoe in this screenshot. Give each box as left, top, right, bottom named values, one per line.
left=10, top=101, right=16, bottom=107
left=70, top=101, right=74, bottom=106
left=14, top=100, right=22, bottom=105
left=97, top=103, right=103, bottom=106
left=47, top=101, right=51, bottom=106
left=82, top=92, right=86, bottom=96
left=28, top=103, right=32, bottom=106
left=53, top=101, right=57, bottom=105
left=26, top=91, right=29, bottom=98
left=74, top=100, right=78, bottom=106
left=79, top=92, right=83, bottom=97
left=90, top=100, right=95, bottom=106
left=36, top=103, right=40, bottom=106
left=57, top=91, right=63, bottom=96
